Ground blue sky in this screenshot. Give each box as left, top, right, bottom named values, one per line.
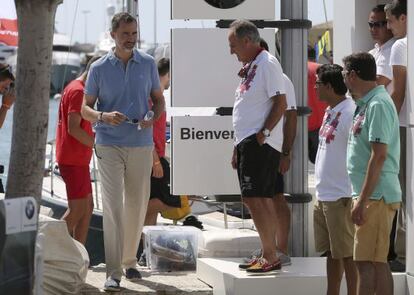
left=55, top=0, right=333, bottom=45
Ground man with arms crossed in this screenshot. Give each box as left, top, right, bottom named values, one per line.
left=385, top=0, right=407, bottom=271
left=368, top=4, right=395, bottom=92
left=229, top=20, right=287, bottom=274
left=82, top=12, right=165, bottom=291
left=313, top=64, right=357, bottom=295
left=344, top=52, right=401, bottom=295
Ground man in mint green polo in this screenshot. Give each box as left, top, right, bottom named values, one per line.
left=343, top=52, right=401, bottom=295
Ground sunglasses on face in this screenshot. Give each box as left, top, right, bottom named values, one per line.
left=368, top=21, right=387, bottom=29
left=315, top=80, right=325, bottom=87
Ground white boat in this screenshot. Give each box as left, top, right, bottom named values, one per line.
left=0, top=44, right=16, bottom=63
left=50, top=33, right=81, bottom=96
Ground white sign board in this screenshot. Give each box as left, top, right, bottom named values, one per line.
left=171, top=116, right=239, bottom=195
left=4, top=197, right=38, bottom=234
left=172, top=0, right=276, bottom=20
left=172, top=28, right=275, bottom=107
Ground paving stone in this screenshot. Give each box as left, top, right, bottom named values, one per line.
left=79, top=264, right=213, bottom=295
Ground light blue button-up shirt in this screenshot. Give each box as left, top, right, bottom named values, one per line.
left=85, top=49, right=160, bottom=146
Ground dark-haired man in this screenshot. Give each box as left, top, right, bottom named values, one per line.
left=307, top=46, right=327, bottom=163
left=56, top=56, right=101, bottom=246
left=228, top=20, right=287, bottom=274
left=313, top=64, right=356, bottom=295
left=368, top=3, right=399, bottom=267
left=0, top=64, right=15, bottom=129
left=137, top=58, right=181, bottom=266
left=82, top=12, right=165, bottom=291
left=385, top=0, right=407, bottom=272
left=343, top=52, right=400, bottom=295
left=368, top=5, right=395, bottom=92
left=144, top=58, right=180, bottom=227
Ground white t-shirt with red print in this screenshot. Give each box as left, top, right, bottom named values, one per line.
left=390, top=37, right=408, bottom=127
left=315, top=97, right=355, bottom=201
left=233, top=50, right=286, bottom=152
left=283, top=73, right=297, bottom=111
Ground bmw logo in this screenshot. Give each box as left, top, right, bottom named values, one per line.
left=25, top=200, right=35, bottom=219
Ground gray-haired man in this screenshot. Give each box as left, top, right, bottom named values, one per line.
left=228, top=20, right=287, bottom=274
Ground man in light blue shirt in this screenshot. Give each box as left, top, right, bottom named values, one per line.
left=82, top=12, right=165, bottom=292
left=343, top=52, right=400, bottom=295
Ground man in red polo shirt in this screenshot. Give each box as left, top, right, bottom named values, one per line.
left=143, top=57, right=182, bottom=225
left=55, top=56, right=100, bottom=245
left=138, top=58, right=185, bottom=266
left=308, top=46, right=327, bottom=163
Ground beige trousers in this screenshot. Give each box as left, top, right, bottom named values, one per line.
left=95, top=145, right=153, bottom=280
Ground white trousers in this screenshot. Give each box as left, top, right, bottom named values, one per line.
left=96, top=145, right=152, bottom=280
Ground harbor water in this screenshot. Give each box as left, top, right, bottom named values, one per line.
left=0, top=98, right=59, bottom=187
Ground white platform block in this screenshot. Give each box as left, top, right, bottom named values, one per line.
left=197, top=257, right=407, bottom=295
left=198, top=212, right=255, bottom=230
left=408, top=274, right=414, bottom=294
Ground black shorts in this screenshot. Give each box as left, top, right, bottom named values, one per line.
left=236, top=134, right=282, bottom=198
left=150, top=157, right=181, bottom=208
left=275, top=172, right=284, bottom=194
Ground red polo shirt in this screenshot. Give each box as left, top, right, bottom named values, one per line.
left=56, top=80, right=93, bottom=166
left=308, top=61, right=327, bottom=131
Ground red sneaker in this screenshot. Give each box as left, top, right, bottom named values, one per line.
left=246, top=258, right=281, bottom=274
left=239, top=257, right=259, bottom=270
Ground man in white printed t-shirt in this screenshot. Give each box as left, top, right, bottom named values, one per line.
left=385, top=0, right=407, bottom=272
left=228, top=20, right=287, bottom=274
left=244, top=73, right=297, bottom=266
left=368, top=4, right=395, bottom=93
left=313, top=64, right=357, bottom=295
left=272, top=73, right=297, bottom=263
left=242, top=39, right=297, bottom=267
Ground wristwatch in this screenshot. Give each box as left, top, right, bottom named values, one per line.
left=262, top=128, right=271, bottom=137
left=282, top=150, right=290, bottom=157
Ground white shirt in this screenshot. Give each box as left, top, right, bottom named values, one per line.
left=390, top=37, right=408, bottom=127
left=315, top=97, right=355, bottom=201
left=233, top=50, right=286, bottom=151
left=283, top=74, right=297, bottom=111
left=369, top=38, right=396, bottom=94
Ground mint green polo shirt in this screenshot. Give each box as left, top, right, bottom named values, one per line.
left=347, top=85, right=401, bottom=203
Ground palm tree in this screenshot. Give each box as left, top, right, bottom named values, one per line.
left=6, top=0, right=61, bottom=200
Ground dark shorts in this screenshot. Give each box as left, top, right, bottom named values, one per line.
left=308, top=129, right=320, bottom=164
left=275, top=172, right=284, bottom=194
left=59, top=164, right=92, bottom=200
left=236, top=134, right=282, bottom=198
left=150, top=157, right=181, bottom=208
